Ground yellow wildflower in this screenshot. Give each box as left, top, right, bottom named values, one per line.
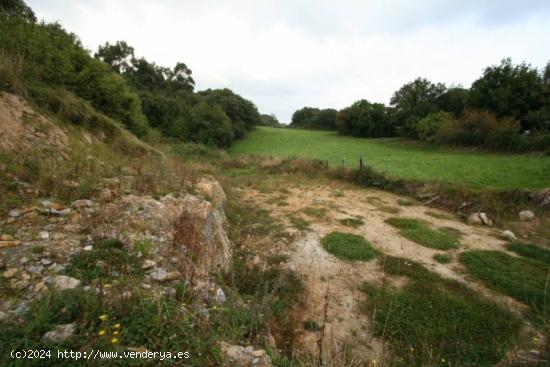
left=99, top=314, right=108, bottom=321
left=98, top=330, right=106, bottom=336
left=111, top=337, right=119, bottom=344
left=114, top=323, right=121, bottom=329
left=113, top=331, right=119, bottom=336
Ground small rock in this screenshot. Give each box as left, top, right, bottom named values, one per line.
left=467, top=212, right=492, bottom=226
left=244, top=346, right=254, bottom=354
left=83, top=245, right=93, bottom=251
left=502, top=230, right=517, bottom=242
left=14, top=279, right=30, bottom=290
left=38, top=231, right=49, bottom=240
left=252, top=350, right=266, bottom=357
left=27, top=265, right=44, bottom=274
left=122, top=290, right=133, bottom=300
left=20, top=256, right=29, bottom=265
left=0, top=234, right=14, bottom=241
left=3, top=268, right=18, bottom=279
left=479, top=212, right=493, bottom=226
left=142, top=259, right=156, bottom=270
left=150, top=268, right=181, bottom=282
left=0, top=240, right=20, bottom=249
left=519, top=210, right=535, bottom=221
left=8, top=209, right=21, bottom=218
left=50, top=275, right=80, bottom=290
left=34, top=281, right=46, bottom=292
left=41, top=258, right=52, bottom=266
left=72, top=199, right=92, bottom=208
left=42, top=323, right=75, bottom=343
left=52, top=264, right=66, bottom=273
left=214, top=288, right=226, bottom=304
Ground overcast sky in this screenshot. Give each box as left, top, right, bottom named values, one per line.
left=27, top=0, right=550, bottom=123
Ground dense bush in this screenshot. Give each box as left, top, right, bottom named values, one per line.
left=469, top=58, right=546, bottom=131
left=290, top=107, right=337, bottom=129
left=433, top=110, right=520, bottom=150
left=416, top=111, right=454, bottom=141
left=336, top=99, right=393, bottom=137
left=186, top=102, right=234, bottom=147
left=198, top=88, right=261, bottom=138
left=0, top=16, right=149, bottom=137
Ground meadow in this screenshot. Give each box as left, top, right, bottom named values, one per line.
left=230, top=126, right=550, bottom=190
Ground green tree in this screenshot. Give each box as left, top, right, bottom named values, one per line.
left=198, top=88, right=261, bottom=138
left=187, top=102, right=234, bottom=147
left=416, top=111, right=453, bottom=141
left=0, top=0, right=36, bottom=22
left=260, top=114, right=281, bottom=127
left=94, top=41, right=135, bottom=74
left=390, top=78, right=446, bottom=137
left=336, top=100, right=392, bottom=137
left=468, top=58, right=544, bottom=130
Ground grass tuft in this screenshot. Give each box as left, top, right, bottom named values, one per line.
left=386, top=217, right=460, bottom=250
left=433, top=253, right=452, bottom=264
left=321, top=232, right=379, bottom=261
left=338, top=217, right=364, bottom=228
left=363, top=255, right=521, bottom=366
left=459, top=250, right=550, bottom=324
left=506, top=242, right=550, bottom=266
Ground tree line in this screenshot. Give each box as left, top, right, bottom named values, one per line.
left=0, top=0, right=263, bottom=148
left=290, top=59, right=550, bottom=152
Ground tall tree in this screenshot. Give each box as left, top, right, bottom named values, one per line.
left=468, top=58, right=544, bottom=130
left=390, top=77, right=446, bottom=137
left=0, top=0, right=36, bottom=22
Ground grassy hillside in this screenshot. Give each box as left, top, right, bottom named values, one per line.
left=230, top=126, right=550, bottom=190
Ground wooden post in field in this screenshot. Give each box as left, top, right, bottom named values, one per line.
left=359, top=157, right=363, bottom=171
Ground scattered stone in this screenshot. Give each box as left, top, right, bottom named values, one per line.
left=41, top=258, right=52, bottom=266
left=83, top=245, right=93, bottom=251
left=50, top=275, right=80, bottom=290
left=34, top=281, right=46, bottom=292
left=519, top=210, right=535, bottom=221
left=534, top=188, right=550, bottom=208
left=214, top=288, right=226, bottom=304
left=72, top=199, right=93, bottom=208
left=20, top=256, right=29, bottom=265
left=220, top=342, right=272, bottom=367
left=51, top=264, right=65, bottom=273
left=0, top=240, right=21, bottom=248
left=8, top=209, right=21, bottom=218
left=3, top=268, right=18, bottom=279
left=27, top=265, right=44, bottom=275
left=502, top=230, right=518, bottom=242
left=42, top=323, right=75, bottom=344
left=0, top=234, right=14, bottom=241
left=467, top=212, right=492, bottom=226
left=150, top=268, right=181, bottom=283
left=14, top=279, right=30, bottom=290
left=38, top=231, right=49, bottom=240
left=142, top=259, right=156, bottom=270
left=122, top=290, right=133, bottom=300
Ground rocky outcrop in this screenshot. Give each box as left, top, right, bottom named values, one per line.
left=90, top=176, right=231, bottom=280
left=0, top=92, right=68, bottom=154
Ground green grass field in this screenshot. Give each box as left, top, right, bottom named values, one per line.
left=230, top=127, right=550, bottom=190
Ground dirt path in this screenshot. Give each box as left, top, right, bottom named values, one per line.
left=242, top=181, right=531, bottom=364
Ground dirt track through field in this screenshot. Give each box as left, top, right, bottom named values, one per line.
left=242, top=181, right=531, bottom=364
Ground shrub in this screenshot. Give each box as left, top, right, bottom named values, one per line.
left=415, top=111, right=453, bottom=141
left=433, top=109, right=520, bottom=150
